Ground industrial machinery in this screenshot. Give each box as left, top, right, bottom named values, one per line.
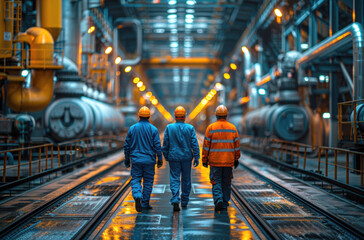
left=241, top=51, right=313, bottom=143
left=0, top=0, right=128, bottom=145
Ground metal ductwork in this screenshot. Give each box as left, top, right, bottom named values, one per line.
left=113, top=18, right=142, bottom=66
left=296, top=23, right=364, bottom=100
left=62, top=0, right=81, bottom=65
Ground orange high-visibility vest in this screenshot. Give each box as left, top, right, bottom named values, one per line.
left=202, top=119, right=240, bottom=167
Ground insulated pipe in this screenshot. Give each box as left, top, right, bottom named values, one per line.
left=63, top=0, right=81, bottom=65
left=7, top=27, right=54, bottom=112
left=37, top=0, right=62, bottom=41
left=339, top=61, right=354, bottom=95
left=113, top=18, right=142, bottom=66
left=296, top=23, right=364, bottom=100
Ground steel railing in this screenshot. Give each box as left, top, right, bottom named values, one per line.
left=0, top=136, right=124, bottom=183
left=240, top=135, right=364, bottom=187
left=338, top=99, right=364, bottom=143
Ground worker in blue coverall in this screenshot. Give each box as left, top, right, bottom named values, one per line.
left=162, top=106, right=200, bottom=211
left=124, top=106, right=163, bottom=213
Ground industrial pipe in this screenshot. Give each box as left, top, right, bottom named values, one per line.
left=113, top=18, right=142, bottom=66
left=62, top=0, right=81, bottom=65
left=37, top=0, right=62, bottom=41
left=339, top=61, right=354, bottom=96
left=7, top=27, right=55, bottom=112
left=296, top=23, right=364, bottom=100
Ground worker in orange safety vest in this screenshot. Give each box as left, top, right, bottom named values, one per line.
left=202, top=105, right=241, bottom=211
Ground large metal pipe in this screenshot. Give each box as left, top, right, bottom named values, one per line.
left=37, top=0, right=62, bottom=41
left=63, top=0, right=81, bottom=65
left=8, top=28, right=54, bottom=112
left=339, top=61, right=354, bottom=96
left=113, top=18, right=142, bottom=66
left=296, top=23, right=364, bottom=100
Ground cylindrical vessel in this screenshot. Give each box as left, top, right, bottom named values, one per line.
left=45, top=97, right=125, bottom=141
left=39, top=0, right=62, bottom=41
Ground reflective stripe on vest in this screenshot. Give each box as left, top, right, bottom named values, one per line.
left=209, top=129, right=237, bottom=134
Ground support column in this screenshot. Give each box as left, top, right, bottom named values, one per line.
left=329, top=0, right=339, bottom=147
left=354, top=0, right=364, bottom=24
left=309, top=11, right=317, bottom=47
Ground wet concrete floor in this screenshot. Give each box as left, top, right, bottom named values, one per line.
left=97, top=162, right=258, bottom=240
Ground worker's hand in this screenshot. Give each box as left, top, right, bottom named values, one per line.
left=157, top=159, right=163, bottom=168
left=234, top=160, right=239, bottom=169
left=125, top=159, right=131, bottom=168
left=203, top=162, right=208, bottom=168
left=193, top=158, right=199, bottom=167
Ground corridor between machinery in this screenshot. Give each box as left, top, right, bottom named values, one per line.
left=94, top=162, right=258, bottom=240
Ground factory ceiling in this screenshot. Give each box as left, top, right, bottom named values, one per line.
left=105, top=0, right=265, bottom=113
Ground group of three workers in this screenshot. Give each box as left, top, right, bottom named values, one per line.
left=124, top=104, right=240, bottom=212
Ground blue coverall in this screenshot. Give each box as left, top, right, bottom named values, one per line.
left=162, top=122, right=200, bottom=205
left=124, top=119, right=162, bottom=208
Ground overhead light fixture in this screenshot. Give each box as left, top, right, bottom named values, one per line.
left=215, top=82, right=222, bottom=90
left=133, top=77, right=140, bottom=83
left=137, top=81, right=143, bottom=88
left=168, top=0, right=176, bottom=5
left=154, top=29, right=165, bottom=33
left=170, top=42, right=179, bottom=48
left=201, top=99, right=208, bottom=105
left=115, top=57, right=121, bottom=64
left=173, top=76, right=180, bottom=82
left=168, top=18, right=177, bottom=23
left=258, top=88, right=266, bottom=95
left=223, top=73, right=230, bottom=80
left=185, top=14, right=194, bottom=19
left=210, top=89, right=217, bottom=95
left=125, top=66, right=132, bottom=73
left=168, top=9, right=177, bottom=13
left=323, top=112, right=331, bottom=119
left=152, top=99, right=158, bottom=105
left=230, top=63, right=237, bottom=70
left=301, top=43, right=309, bottom=50
left=186, top=0, right=196, bottom=5
left=21, top=69, right=29, bottom=77
left=88, top=26, right=95, bottom=34
left=139, top=85, right=146, bottom=91
left=105, top=46, right=112, bottom=54
left=186, top=9, right=195, bottom=13
left=241, top=46, right=249, bottom=53
left=150, top=96, right=156, bottom=101
left=146, top=92, right=153, bottom=97
left=168, top=14, right=177, bottom=19
left=185, top=18, right=193, bottom=24
left=274, top=8, right=282, bottom=17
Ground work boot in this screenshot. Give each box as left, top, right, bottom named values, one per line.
left=135, top=198, right=142, bottom=213
left=181, top=203, right=188, bottom=208
left=215, top=201, right=223, bottom=211
left=173, top=203, right=180, bottom=212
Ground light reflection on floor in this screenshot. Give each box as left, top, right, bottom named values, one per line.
left=98, top=151, right=257, bottom=239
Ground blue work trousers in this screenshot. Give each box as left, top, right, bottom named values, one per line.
left=169, top=161, right=192, bottom=205
left=131, top=163, right=155, bottom=208
left=209, top=166, right=232, bottom=207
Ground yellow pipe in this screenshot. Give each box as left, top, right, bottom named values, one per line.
left=39, top=0, right=62, bottom=41
left=7, top=27, right=55, bottom=112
